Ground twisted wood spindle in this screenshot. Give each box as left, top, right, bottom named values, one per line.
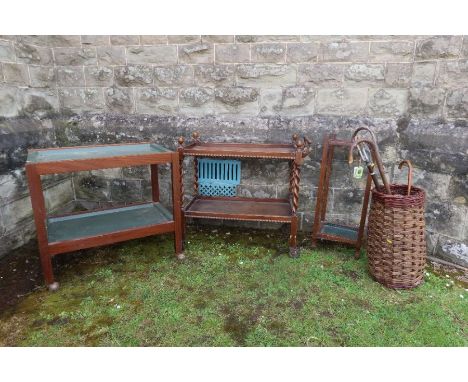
left=194, top=157, right=199, bottom=195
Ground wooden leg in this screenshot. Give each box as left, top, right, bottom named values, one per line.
left=171, top=153, right=185, bottom=260
left=355, top=173, right=373, bottom=259
left=150, top=164, right=160, bottom=202
left=289, top=215, right=299, bottom=258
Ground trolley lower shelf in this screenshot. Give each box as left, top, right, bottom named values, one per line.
left=318, top=223, right=359, bottom=244
left=184, top=196, right=293, bottom=222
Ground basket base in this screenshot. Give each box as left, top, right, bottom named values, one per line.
left=370, top=272, right=424, bottom=290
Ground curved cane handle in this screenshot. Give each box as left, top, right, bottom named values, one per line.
left=398, top=160, right=413, bottom=196
left=351, top=126, right=377, bottom=143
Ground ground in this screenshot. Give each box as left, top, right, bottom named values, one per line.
left=0, top=226, right=466, bottom=346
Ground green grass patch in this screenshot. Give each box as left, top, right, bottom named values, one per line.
left=0, top=226, right=466, bottom=346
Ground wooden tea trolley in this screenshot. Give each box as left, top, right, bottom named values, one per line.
left=178, top=133, right=311, bottom=257
left=26, top=142, right=183, bottom=290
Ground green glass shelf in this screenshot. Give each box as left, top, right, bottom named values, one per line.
left=321, top=223, right=358, bottom=242
left=47, top=202, right=173, bottom=243
left=27, top=143, right=170, bottom=164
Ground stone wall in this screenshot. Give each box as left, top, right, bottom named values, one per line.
left=0, top=35, right=467, bottom=267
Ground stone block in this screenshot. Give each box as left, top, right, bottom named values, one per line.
left=0, top=86, right=20, bottom=117
left=136, top=87, right=178, bottom=115
left=114, top=65, right=153, bottom=87
left=121, top=165, right=150, bottom=179
left=297, top=63, right=344, bottom=86
left=332, top=188, right=367, bottom=219
left=74, top=173, right=111, bottom=201
left=202, top=35, right=234, bottom=43
left=281, top=86, right=316, bottom=116
left=140, top=35, right=168, bottom=45
left=214, top=86, right=259, bottom=114
left=448, top=175, right=468, bottom=205
left=59, top=88, right=105, bottom=113
left=81, top=35, right=110, bottom=45
left=97, top=46, right=126, bottom=65
left=236, top=35, right=299, bottom=43
left=437, top=60, right=468, bottom=88
left=127, top=45, right=177, bottom=64
left=425, top=200, right=466, bottom=238
left=462, top=37, right=468, bottom=57
left=415, top=36, right=462, bottom=59
left=179, top=87, right=215, bottom=115
left=110, top=35, right=140, bottom=45
left=215, top=44, right=250, bottom=63
left=46, top=35, right=81, bottom=47
left=179, top=43, right=214, bottom=64
left=344, top=64, right=385, bottom=85
left=236, top=64, right=296, bottom=87
left=259, top=88, right=282, bottom=115
left=251, top=43, right=286, bottom=63
left=3, top=63, right=29, bottom=85
left=20, top=88, right=59, bottom=118
left=368, top=88, right=408, bottom=117
left=446, top=88, right=468, bottom=119
left=384, top=63, right=412, bottom=87
left=193, top=64, right=235, bottom=85
left=316, top=88, right=367, bottom=115
left=29, top=65, right=56, bottom=88
left=14, top=42, right=53, bottom=65
left=411, top=62, right=436, bottom=87
left=369, top=41, right=414, bottom=62
left=15, top=35, right=49, bottom=46
left=392, top=167, right=451, bottom=200
left=409, top=87, right=445, bottom=117
left=43, top=179, right=74, bottom=212
left=154, top=65, right=194, bottom=86
left=237, top=184, right=277, bottom=199
left=286, top=43, right=320, bottom=63
left=0, top=195, right=32, bottom=227
left=319, top=42, right=369, bottom=62
left=104, top=86, right=134, bottom=114
left=54, top=47, right=97, bottom=66
left=110, top=179, right=142, bottom=202
left=435, top=236, right=468, bottom=268
left=167, top=35, right=200, bottom=44
left=56, top=66, right=85, bottom=87
left=85, top=66, right=114, bottom=86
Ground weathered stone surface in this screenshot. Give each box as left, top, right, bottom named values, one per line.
left=115, top=65, right=153, bottom=87
left=0, top=86, right=20, bottom=117
left=236, top=35, right=299, bottom=43
left=437, top=60, right=468, bottom=88
left=369, top=41, right=414, bottom=62
left=297, top=63, right=344, bottom=86
left=104, top=86, right=134, bottom=114
left=411, top=62, right=436, bottom=87
left=97, top=46, right=126, bottom=65
left=202, top=35, right=234, bottom=43
left=20, top=88, right=59, bottom=118
left=368, top=88, right=408, bottom=117
left=393, top=167, right=451, bottom=200
left=435, top=236, right=468, bottom=268
left=286, top=43, right=320, bottom=63
left=140, top=35, right=168, bottom=45
left=259, top=88, right=282, bottom=115
left=74, top=173, right=111, bottom=201
left=180, top=86, right=214, bottom=107
left=409, top=87, right=445, bottom=117
left=54, top=47, right=97, bottom=66
left=446, top=88, right=468, bottom=118
left=59, top=88, right=105, bottom=112
left=56, top=66, right=85, bottom=87
left=415, top=36, right=462, bottom=59
left=215, top=44, right=250, bottom=63
left=193, top=64, right=235, bottom=85
left=320, top=42, right=369, bottom=62
left=179, top=43, right=213, bottom=64
left=136, top=87, right=178, bottom=114
left=462, top=37, right=468, bottom=57
left=47, top=36, right=82, bottom=47
left=316, top=88, right=367, bottom=115
left=29, top=65, right=56, bottom=88
left=127, top=45, right=177, bottom=64
left=3, top=63, right=29, bottom=85
left=84, top=66, right=114, bottom=86
left=110, top=179, right=142, bottom=201
left=81, top=35, right=109, bottom=45
left=384, top=63, right=412, bottom=87
left=237, top=64, right=295, bottom=86
left=214, top=87, right=259, bottom=114
left=425, top=200, right=466, bottom=238
left=344, top=64, right=385, bottom=85
left=154, top=65, right=193, bottom=86
left=167, top=35, right=200, bottom=44
left=261, top=86, right=315, bottom=116
left=14, top=42, right=53, bottom=65
left=0, top=40, right=15, bottom=62
left=110, top=35, right=140, bottom=45
left=251, top=43, right=286, bottom=63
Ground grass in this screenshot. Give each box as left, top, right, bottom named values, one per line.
left=0, top=226, right=466, bottom=346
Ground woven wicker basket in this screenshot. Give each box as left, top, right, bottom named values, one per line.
left=367, top=164, right=426, bottom=289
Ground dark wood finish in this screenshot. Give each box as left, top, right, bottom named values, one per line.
left=179, top=132, right=311, bottom=257
left=26, top=143, right=183, bottom=289
left=311, top=134, right=372, bottom=258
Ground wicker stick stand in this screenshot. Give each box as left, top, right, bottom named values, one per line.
left=367, top=161, right=427, bottom=289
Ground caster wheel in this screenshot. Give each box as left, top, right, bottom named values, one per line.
left=48, top=282, right=59, bottom=292
left=176, top=253, right=186, bottom=260
left=289, top=247, right=300, bottom=258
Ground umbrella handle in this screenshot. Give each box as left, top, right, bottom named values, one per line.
left=398, top=160, right=413, bottom=196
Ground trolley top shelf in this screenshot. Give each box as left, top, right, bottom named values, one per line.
left=182, top=142, right=299, bottom=159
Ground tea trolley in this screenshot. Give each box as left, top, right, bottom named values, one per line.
left=177, top=132, right=311, bottom=257
left=26, top=142, right=183, bottom=290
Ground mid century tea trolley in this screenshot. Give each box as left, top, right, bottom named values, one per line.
left=177, top=132, right=311, bottom=257
left=26, top=142, right=183, bottom=290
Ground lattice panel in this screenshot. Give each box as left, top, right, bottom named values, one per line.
left=198, top=158, right=241, bottom=197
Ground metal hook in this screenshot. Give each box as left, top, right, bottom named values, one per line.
left=398, top=160, right=413, bottom=196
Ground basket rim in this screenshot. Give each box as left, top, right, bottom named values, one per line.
left=372, top=184, right=425, bottom=199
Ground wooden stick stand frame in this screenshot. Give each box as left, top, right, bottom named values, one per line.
left=26, top=142, right=184, bottom=291
left=311, top=134, right=372, bottom=258
left=178, top=132, right=311, bottom=257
